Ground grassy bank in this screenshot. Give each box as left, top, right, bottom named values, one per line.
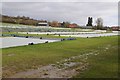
left=2, top=36, right=119, bottom=78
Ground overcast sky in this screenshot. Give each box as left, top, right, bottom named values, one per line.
left=2, top=1, right=118, bottom=26
left=1, top=0, right=120, bottom=2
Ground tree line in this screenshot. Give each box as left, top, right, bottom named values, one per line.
left=1, top=14, right=106, bottom=30
left=1, top=14, right=39, bottom=26
left=0, top=14, right=78, bottom=28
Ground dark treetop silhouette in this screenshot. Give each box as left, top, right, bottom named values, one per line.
left=86, top=17, right=93, bottom=26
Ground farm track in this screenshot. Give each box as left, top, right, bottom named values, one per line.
left=9, top=50, right=100, bottom=78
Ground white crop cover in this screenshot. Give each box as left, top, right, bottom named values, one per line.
left=0, top=37, right=60, bottom=48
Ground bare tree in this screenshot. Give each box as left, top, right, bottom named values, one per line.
left=96, top=18, right=103, bottom=29
left=62, top=22, right=70, bottom=28
left=51, top=21, right=59, bottom=27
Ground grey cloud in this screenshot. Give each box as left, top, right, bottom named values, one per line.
left=2, top=2, right=118, bottom=26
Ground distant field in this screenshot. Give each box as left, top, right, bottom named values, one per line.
left=1, top=22, right=94, bottom=32
left=2, top=35, right=119, bottom=78
left=0, top=22, right=33, bottom=27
